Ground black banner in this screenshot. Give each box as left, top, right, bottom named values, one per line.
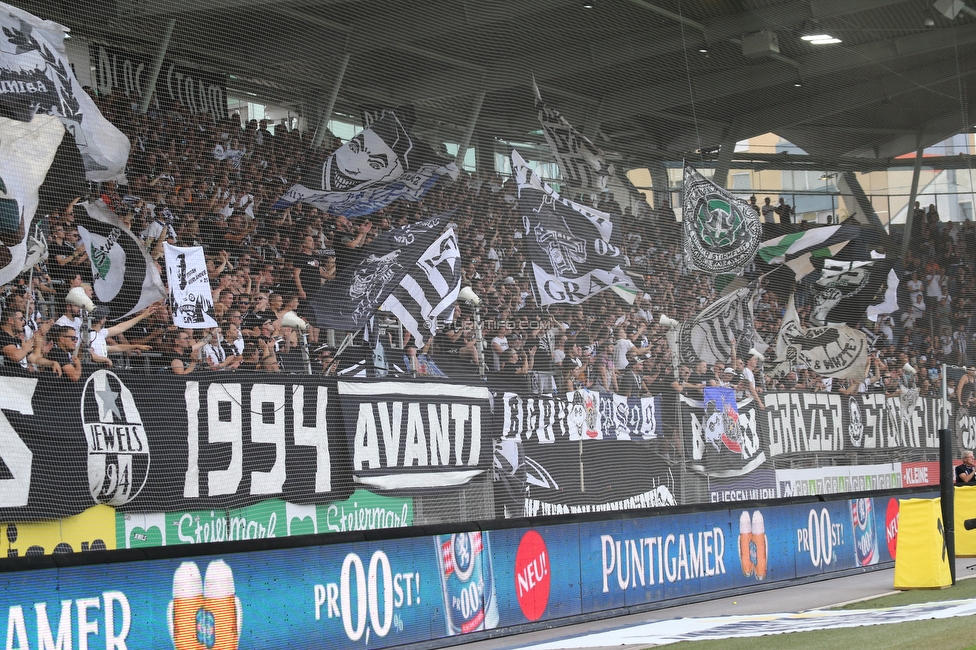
left=680, top=390, right=943, bottom=478
left=336, top=380, right=491, bottom=491
left=0, top=368, right=944, bottom=522
left=495, top=390, right=675, bottom=517
left=89, top=43, right=227, bottom=118
left=519, top=440, right=678, bottom=517
left=0, top=370, right=357, bottom=521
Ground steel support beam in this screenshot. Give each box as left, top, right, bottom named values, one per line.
left=312, top=53, right=350, bottom=149
left=902, top=141, right=925, bottom=258
left=712, top=133, right=738, bottom=189
left=137, top=18, right=176, bottom=115
left=455, top=91, right=486, bottom=167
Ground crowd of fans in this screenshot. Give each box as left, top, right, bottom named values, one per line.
left=3, top=90, right=975, bottom=414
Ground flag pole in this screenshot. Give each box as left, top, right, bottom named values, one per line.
left=26, top=224, right=39, bottom=325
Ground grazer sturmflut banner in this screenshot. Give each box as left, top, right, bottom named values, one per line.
left=680, top=390, right=943, bottom=478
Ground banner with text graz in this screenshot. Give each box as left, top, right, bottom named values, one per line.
left=680, top=391, right=942, bottom=478
left=0, top=370, right=355, bottom=521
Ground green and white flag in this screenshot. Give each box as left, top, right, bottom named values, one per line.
left=682, top=163, right=761, bottom=275
left=77, top=201, right=166, bottom=320
left=756, top=222, right=859, bottom=265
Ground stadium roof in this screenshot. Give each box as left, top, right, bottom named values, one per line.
left=22, top=0, right=976, bottom=169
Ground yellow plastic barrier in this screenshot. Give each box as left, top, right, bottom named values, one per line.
left=954, top=486, right=976, bottom=557
left=893, top=497, right=952, bottom=589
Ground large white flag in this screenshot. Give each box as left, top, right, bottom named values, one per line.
left=164, top=243, right=217, bottom=329
left=77, top=201, right=166, bottom=320
left=768, top=294, right=869, bottom=381
left=0, top=114, right=62, bottom=285
left=0, top=2, right=130, bottom=181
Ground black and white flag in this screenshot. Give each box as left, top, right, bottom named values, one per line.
left=0, top=2, right=129, bottom=181
left=513, top=150, right=636, bottom=306
left=273, top=109, right=457, bottom=218
left=667, top=286, right=766, bottom=365
left=866, top=267, right=900, bottom=322
left=213, top=142, right=244, bottom=170
left=767, top=294, right=869, bottom=381
left=76, top=201, right=166, bottom=320
left=534, top=79, right=614, bottom=194
left=682, top=163, right=762, bottom=275
left=313, top=212, right=452, bottom=333
left=17, top=223, right=46, bottom=276
left=164, top=243, right=217, bottom=328
left=0, top=113, right=62, bottom=285
left=810, top=258, right=893, bottom=327
left=381, top=227, right=461, bottom=347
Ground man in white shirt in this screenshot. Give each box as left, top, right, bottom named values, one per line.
left=613, top=326, right=652, bottom=371
left=491, top=325, right=510, bottom=372
left=87, top=304, right=158, bottom=367
left=55, top=301, right=82, bottom=347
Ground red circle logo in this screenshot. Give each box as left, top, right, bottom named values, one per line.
left=514, top=530, right=551, bottom=621
left=885, top=498, right=900, bottom=559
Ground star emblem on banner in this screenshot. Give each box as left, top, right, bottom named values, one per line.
left=96, top=384, right=122, bottom=421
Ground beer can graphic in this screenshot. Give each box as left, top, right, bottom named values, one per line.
left=435, top=531, right=498, bottom=635
left=851, top=497, right=879, bottom=566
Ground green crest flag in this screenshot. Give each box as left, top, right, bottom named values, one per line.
left=682, top=163, right=761, bottom=274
